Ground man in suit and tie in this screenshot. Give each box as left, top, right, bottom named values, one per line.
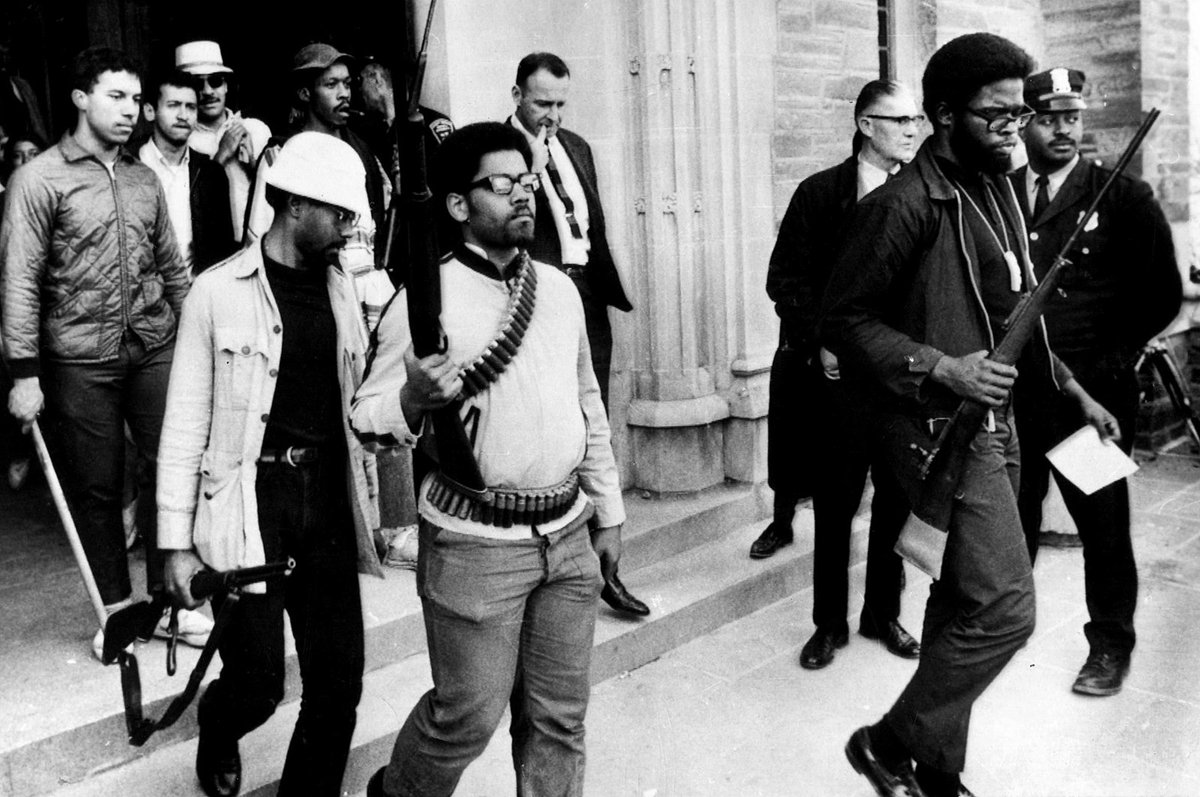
left=508, top=52, right=632, bottom=411
left=507, top=52, right=646, bottom=618
left=1010, top=67, right=1181, bottom=696
left=753, top=80, right=921, bottom=671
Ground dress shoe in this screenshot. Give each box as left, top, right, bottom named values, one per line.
left=845, top=726, right=925, bottom=796
left=601, top=570, right=650, bottom=616
left=749, top=521, right=793, bottom=559
left=196, top=729, right=241, bottom=797
left=860, top=615, right=921, bottom=659
left=799, top=626, right=849, bottom=670
left=1072, top=650, right=1130, bottom=696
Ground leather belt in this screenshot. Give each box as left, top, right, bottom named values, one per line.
left=258, top=446, right=319, bottom=466
left=427, top=472, right=580, bottom=528
left=560, top=265, right=587, bottom=279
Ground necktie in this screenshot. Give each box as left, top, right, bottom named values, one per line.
left=543, top=152, right=584, bottom=240
left=1033, top=173, right=1050, bottom=220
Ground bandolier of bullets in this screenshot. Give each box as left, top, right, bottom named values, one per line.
left=427, top=471, right=580, bottom=528
left=457, top=252, right=538, bottom=400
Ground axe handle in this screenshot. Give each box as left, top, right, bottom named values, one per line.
left=31, top=420, right=108, bottom=630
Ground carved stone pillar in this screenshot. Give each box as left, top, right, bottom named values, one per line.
left=622, top=0, right=777, bottom=492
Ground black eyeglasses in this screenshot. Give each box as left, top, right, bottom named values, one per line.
left=866, top=114, right=925, bottom=127
left=964, top=105, right=1035, bottom=133
left=199, top=74, right=227, bottom=90
left=466, top=173, right=541, bottom=195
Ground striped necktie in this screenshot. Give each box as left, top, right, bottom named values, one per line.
left=543, top=152, right=584, bottom=240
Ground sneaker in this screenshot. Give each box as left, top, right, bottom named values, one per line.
left=7, top=458, right=31, bottom=491
left=154, top=608, right=215, bottom=649
left=382, top=525, right=419, bottom=571
left=92, top=597, right=136, bottom=662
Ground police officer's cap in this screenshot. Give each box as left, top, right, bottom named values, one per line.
left=1025, top=67, right=1087, bottom=113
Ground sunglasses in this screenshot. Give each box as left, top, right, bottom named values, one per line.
left=199, top=74, right=227, bottom=90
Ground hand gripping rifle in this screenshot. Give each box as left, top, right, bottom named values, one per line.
left=896, top=108, right=1161, bottom=579
left=380, top=0, right=489, bottom=500
left=104, top=559, right=294, bottom=746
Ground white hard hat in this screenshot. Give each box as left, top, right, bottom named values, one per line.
left=264, top=132, right=369, bottom=218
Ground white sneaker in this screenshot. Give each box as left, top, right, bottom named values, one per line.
left=92, top=597, right=136, bottom=662
left=382, top=525, right=419, bottom=571
left=155, top=608, right=214, bottom=648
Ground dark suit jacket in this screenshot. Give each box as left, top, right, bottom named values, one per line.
left=767, top=155, right=858, bottom=354
left=527, top=127, right=632, bottom=312
left=188, top=149, right=238, bottom=273
left=1009, top=159, right=1180, bottom=363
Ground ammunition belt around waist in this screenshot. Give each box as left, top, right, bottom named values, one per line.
left=427, top=471, right=580, bottom=528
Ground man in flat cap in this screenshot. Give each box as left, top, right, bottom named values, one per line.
left=1010, top=67, right=1181, bottom=696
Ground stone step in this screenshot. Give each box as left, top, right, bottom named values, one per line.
left=3, top=481, right=774, bottom=797
left=43, top=501, right=847, bottom=797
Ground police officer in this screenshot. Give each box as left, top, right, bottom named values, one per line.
left=1010, top=67, right=1182, bottom=696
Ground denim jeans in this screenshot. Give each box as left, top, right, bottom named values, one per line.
left=41, top=335, right=172, bottom=603
left=380, top=511, right=604, bottom=797
left=198, top=450, right=364, bottom=797
left=886, top=408, right=1036, bottom=773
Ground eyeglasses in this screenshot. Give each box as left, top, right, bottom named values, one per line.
left=466, top=172, right=541, bottom=196
left=964, top=104, right=1035, bottom=133
left=866, top=114, right=925, bottom=127
left=199, top=74, right=227, bottom=90
left=330, top=206, right=359, bottom=227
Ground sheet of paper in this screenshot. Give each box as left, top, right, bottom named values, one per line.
left=1046, top=425, right=1138, bottom=496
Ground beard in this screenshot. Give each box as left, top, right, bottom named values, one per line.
left=950, top=122, right=1013, bottom=175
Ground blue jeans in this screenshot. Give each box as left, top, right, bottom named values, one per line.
left=886, top=408, right=1036, bottom=773
left=380, top=511, right=604, bottom=797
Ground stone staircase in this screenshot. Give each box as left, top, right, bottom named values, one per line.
left=1, top=479, right=868, bottom=797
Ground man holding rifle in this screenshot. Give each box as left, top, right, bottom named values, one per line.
left=1011, top=68, right=1181, bottom=697
left=820, top=34, right=1118, bottom=797
left=354, top=122, right=624, bottom=797
left=157, top=132, right=382, bottom=797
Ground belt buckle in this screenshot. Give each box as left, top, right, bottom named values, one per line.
left=284, top=446, right=298, bottom=467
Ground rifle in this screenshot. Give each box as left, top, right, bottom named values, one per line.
left=896, top=108, right=1161, bottom=579
left=109, top=559, right=294, bottom=746
left=380, top=0, right=490, bottom=500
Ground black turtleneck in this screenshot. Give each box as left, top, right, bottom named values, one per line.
left=261, top=250, right=343, bottom=451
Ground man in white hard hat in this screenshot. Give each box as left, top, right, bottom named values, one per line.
left=175, top=40, right=271, bottom=242
left=157, top=132, right=383, bottom=797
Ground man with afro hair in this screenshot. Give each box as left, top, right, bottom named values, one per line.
left=822, top=32, right=1118, bottom=797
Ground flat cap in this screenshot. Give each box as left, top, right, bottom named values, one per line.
left=292, top=43, right=355, bottom=72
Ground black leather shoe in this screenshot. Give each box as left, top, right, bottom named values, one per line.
left=196, top=729, right=241, bottom=797
left=749, top=521, right=793, bottom=559
left=601, top=570, right=650, bottom=616
left=860, top=615, right=921, bottom=659
left=1072, top=650, right=1130, bottom=696
left=799, top=626, right=849, bottom=670
left=845, top=726, right=925, bottom=796
left=367, top=766, right=388, bottom=797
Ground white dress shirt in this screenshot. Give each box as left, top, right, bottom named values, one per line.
left=857, top=155, right=898, bottom=201
left=1025, top=153, right=1080, bottom=210
left=139, top=139, right=193, bottom=271
left=510, top=117, right=592, bottom=266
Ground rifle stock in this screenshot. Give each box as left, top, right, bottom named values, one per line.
left=897, top=108, right=1160, bottom=578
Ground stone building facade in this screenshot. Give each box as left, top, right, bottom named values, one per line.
left=418, top=0, right=1196, bottom=492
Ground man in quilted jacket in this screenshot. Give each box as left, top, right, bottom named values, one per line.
left=1, top=46, right=205, bottom=659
